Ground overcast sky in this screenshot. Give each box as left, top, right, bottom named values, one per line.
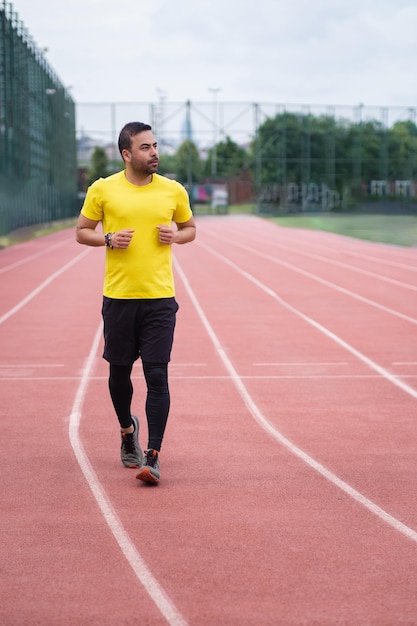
left=9, top=0, right=417, bottom=107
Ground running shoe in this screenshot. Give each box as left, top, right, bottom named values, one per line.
left=120, top=415, right=143, bottom=468
left=136, top=449, right=160, bottom=484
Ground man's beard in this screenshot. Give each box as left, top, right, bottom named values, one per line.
left=146, top=160, right=159, bottom=174
left=130, top=157, right=158, bottom=176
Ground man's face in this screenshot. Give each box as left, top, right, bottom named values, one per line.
left=123, top=130, right=159, bottom=175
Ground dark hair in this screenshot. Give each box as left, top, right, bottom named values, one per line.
left=118, top=122, right=152, bottom=157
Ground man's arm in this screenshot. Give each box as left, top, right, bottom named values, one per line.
left=75, top=214, right=104, bottom=247
left=76, top=214, right=135, bottom=249
left=157, top=216, right=196, bottom=246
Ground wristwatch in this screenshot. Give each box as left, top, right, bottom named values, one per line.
left=104, top=232, right=114, bottom=248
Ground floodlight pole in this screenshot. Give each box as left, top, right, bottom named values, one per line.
left=156, top=88, right=167, bottom=151
left=208, top=88, right=221, bottom=176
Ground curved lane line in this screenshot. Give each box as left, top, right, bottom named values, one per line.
left=233, top=224, right=417, bottom=279
left=203, top=235, right=417, bottom=326
left=259, top=237, right=417, bottom=291
left=0, top=249, right=91, bottom=325
left=0, top=239, right=70, bottom=274
left=174, top=256, right=417, bottom=544
left=197, top=241, right=417, bottom=399
left=68, top=323, right=188, bottom=626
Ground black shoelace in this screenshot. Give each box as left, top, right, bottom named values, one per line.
left=122, top=433, right=136, bottom=454
left=145, top=450, right=157, bottom=466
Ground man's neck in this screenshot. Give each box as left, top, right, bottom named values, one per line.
left=125, top=170, right=153, bottom=186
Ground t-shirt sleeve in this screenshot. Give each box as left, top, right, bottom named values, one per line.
left=173, top=181, right=193, bottom=224
left=81, top=179, right=104, bottom=221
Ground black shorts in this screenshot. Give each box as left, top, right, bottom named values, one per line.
left=102, top=297, right=179, bottom=366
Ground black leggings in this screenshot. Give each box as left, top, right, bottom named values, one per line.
left=108, top=361, right=170, bottom=452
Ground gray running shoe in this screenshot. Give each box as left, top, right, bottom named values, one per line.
left=136, top=449, right=160, bottom=484
left=120, top=415, right=143, bottom=468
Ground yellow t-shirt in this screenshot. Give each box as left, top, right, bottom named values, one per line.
left=81, top=171, right=192, bottom=298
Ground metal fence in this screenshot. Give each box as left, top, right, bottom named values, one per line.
left=77, top=100, right=417, bottom=212
left=77, top=100, right=417, bottom=154
left=0, top=0, right=77, bottom=237
left=1, top=0, right=416, bottom=238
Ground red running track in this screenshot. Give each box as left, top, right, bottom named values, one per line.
left=1, top=216, right=417, bottom=625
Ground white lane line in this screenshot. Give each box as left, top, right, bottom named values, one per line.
left=2, top=374, right=417, bottom=382
left=274, top=243, right=417, bottom=291
left=264, top=227, right=417, bottom=272
left=228, top=219, right=417, bottom=273
left=0, top=364, right=64, bottom=368
left=253, top=362, right=348, bottom=366
left=174, top=257, right=417, bottom=544
left=204, top=235, right=417, bottom=325
left=393, top=362, right=417, bottom=365
left=0, top=249, right=91, bottom=325
left=340, top=251, right=417, bottom=273
left=68, top=323, right=188, bottom=626
left=0, top=239, right=69, bottom=274
left=279, top=244, right=417, bottom=291
left=198, top=242, right=417, bottom=400
left=239, top=225, right=417, bottom=282
left=170, top=363, right=207, bottom=367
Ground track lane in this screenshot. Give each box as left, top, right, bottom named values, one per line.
left=0, top=234, right=171, bottom=624
left=81, top=296, right=417, bottom=625
left=200, top=222, right=417, bottom=321
left=172, top=222, right=417, bottom=519
left=80, top=218, right=417, bottom=623
left=217, top=219, right=417, bottom=300
left=3, top=219, right=417, bottom=624
left=0, top=231, right=85, bottom=321
left=196, top=225, right=417, bottom=374
left=233, top=218, right=417, bottom=267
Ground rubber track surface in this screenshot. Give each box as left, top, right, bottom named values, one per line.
left=1, top=217, right=417, bottom=625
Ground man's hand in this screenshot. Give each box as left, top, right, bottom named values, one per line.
left=157, top=218, right=196, bottom=245
left=111, top=229, right=135, bottom=249
left=156, top=224, right=175, bottom=245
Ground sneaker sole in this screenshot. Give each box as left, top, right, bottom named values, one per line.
left=136, top=467, right=159, bottom=484
left=121, top=451, right=142, bottom=468
left=121, top=454, right=142, bottom=468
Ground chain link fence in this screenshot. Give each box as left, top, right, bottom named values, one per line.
left=77, top=100, right=416, bottom=154
left=0, top=0, right=77, bottom=237
left=1, top=0, right=416, bottom=237
left=77, top=100, right=417, bottom=213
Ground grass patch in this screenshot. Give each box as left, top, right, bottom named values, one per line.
left=269, top=214, right=417, bottom=247
left=0, top=218, right=77, bottom=248
left=226, top=205, right=417, bottom=247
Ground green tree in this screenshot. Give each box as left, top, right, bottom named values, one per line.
left=360, top=120, right=386, bottom=182
left=250, top=113, right=307, bottom=187
left=243, top=110, right=417, bottom=205
left=175, top=140, right=202, bottom=185
left=88, top=146, right=109, bottom=185
left=251, top=112, right=417, bottom=196
left=204, top=136, right=248, bottom=177
left=388, top=120, right=417, bottom=181
left=157, top=153, right=178, bottom=177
